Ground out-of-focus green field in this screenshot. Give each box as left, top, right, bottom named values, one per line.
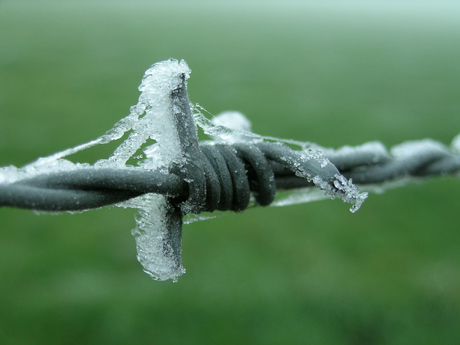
left=1, top=1, right=459, bottom=344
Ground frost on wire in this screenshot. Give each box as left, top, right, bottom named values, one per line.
left=0, top=59, right=369, bottom=281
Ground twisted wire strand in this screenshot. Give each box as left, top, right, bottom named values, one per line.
left=3, top=59, right=458, bottom=282
left=0, top=62, right=458, bottom=214
left=326, top=139, right=460, bottom=183
left=0, top=137, right=458, bottom=213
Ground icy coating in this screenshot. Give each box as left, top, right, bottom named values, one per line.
left=0, top=59, right=370, bottom=281
left=111, top=59, right=192, bottom=281
left=109, top=59, right=191, bottom=281
left=0, top=59, right=193, bottom=282
left=453, top=134, right=460, bottom=154
left=193, top=106, right=367, bottom=212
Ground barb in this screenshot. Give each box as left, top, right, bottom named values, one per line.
left=1, top=59, right=458, bottom=281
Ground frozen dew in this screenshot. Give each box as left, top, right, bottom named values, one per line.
left=321, top=141, right=391, bottom=169
left=259, top=140, right=367, bottom=212
left=110, top=59, right=192, bottom=281
left=453, top=133, right=460, bottom=153
left=183, top=212, right=225, bottom=224
left=390, top=139, right=447, bottom=158
left=131, top=194, right=185, bottom=282
left=105, top=59, right=191, bottom=169
left=271, top=188, right=330, bottom=207
left=0, top=166, right=20, bottom=184
left=209, top=111, right=254, bottom=143
left=331, top=175, right=368, bottom=213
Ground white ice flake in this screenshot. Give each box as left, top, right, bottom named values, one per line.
left=0, top=166, right=20, bottom=184
left=112, top=59, right=192, bottom=281
left=209, top=111, right=253, bottom=143
left=271, top=188, right=330, bottom=207
left=131, top=194, right=185, bottom=282
left=105, top=59, right=191, bottom=169
left=453, top=134, right=460, bottom=154
left=391, top=139, right=446, bottom=158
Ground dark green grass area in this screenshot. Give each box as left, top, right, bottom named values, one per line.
left=1, top=1, right=459, bottom=344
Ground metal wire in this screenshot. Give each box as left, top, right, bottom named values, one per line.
left=1, top=59, right=458, bottom=281
left=0, top=66, right=458, bottom=214
left=0, top=138, right=458, bottom=213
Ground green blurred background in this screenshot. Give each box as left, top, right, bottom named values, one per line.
left=1, top=1, right=459, bottom=344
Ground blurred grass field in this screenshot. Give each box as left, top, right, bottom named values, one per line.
left=1, top=1, right=460, bottom=344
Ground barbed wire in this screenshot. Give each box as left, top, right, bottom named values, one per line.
left=1, top=134, right=458, bottom=213
left=1, top=58, right=459, bottom=281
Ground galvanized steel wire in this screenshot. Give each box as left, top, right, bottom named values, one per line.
left=0, top=65, right=458, bottom=215
left=0, top=137, right=458, bottom=213
left=1, top=59, right=459, bottom=281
